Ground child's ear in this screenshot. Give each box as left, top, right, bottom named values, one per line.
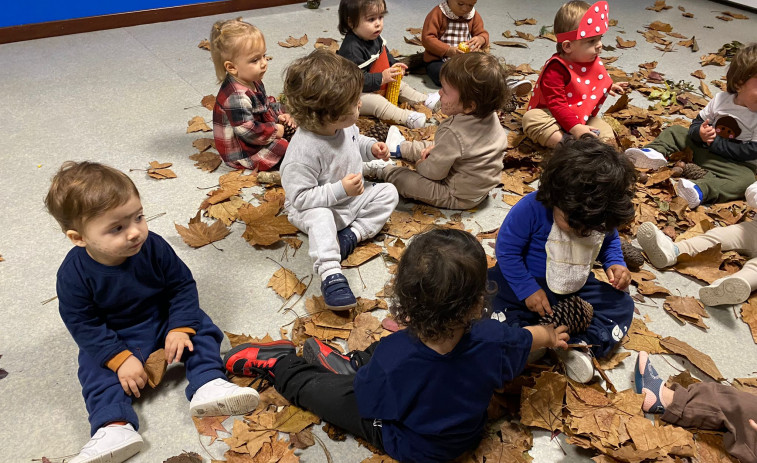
left=464, top=101, right=477, bottom=115
left=224, top=60, right=237, bottom=76
left=66, top=230, right=87, bottom=248
left=560, top=40, right=572, bottom=54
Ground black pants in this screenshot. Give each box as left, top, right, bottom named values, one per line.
left=425, top=60, right=444, bottom=86
left=272, top=342, right=384, bottom=450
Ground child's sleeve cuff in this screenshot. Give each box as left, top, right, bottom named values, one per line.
left=168, top=327, right=197, bottom=335
left=106, top=350, right=133, bottom=372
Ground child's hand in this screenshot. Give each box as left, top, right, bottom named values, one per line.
left=750, top=419, right=757, bottom=431
left=381, top=65, right=405, bottom=85
left=609, top=82, right=628, bottom=96
left=117, top=355, right=148, bottom=398
left=606, top=264, right=631, bottom=290
left=525, top=289, right=552, bottom=316
left=546, top=324, right=570, bottom=349
left=371, top=142, right=390, bottom=160
left=569, top=124, right=597, bottom=139
left=467, top=36, right=486, bottom=52
left=275, top=123, right=285, bottom=138
left=341, top=173, right=364, bottom=196
left=278, top=113, right=297, bottom=128
left=700, top=119, right=716, bottom=144
left=420, top=144, right=434, bottom=160
left=444, top=46, right=460, bottom=58
left=165, top=331, right=194, bottom=364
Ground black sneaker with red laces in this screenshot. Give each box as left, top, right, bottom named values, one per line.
left=224, top=340, right=296, bottom=379
left=303, top=338, right=356, bottom=375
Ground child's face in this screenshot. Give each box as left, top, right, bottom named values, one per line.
left=320, top=99, right=362, bottom=135
left=225, top=37, right=268, bottom=86
left=67, top=194, right=148, bottom=266
left=447, top=0, right=476, bottom=18
left=562, top=35, right=603, bottom=63
left=439, top=79, right=467, bottom=116
left=734, top=75, right=757, bottom=112
left=352, top=6, right=385, bottom=41
left=553, top=207, right=574, bottom=233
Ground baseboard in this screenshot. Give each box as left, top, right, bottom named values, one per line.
left=0, top=0, right=302, bottom=44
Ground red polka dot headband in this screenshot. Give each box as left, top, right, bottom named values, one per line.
left=555, top=1, right=609, bottom=43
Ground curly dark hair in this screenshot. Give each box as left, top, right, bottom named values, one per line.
left=536, top=136, right=637, bottom=236
left=390, top=228, right=488, bottom=342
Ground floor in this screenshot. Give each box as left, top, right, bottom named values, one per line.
left=0, top=1, right=755, bottom=462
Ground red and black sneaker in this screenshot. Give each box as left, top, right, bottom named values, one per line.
left=224, top=340, right=296, bottom=379
left=303, top=338, right=356, bottom=375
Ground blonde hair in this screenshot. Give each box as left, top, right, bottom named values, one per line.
left=209, top=19, right=264, bottom=83
left=726, top=43, right=757, bottom=94
left=45, top=161, right=140, bottom=232
left=554, top=1, right=590, bottom=54
left=284, top=50, right=363, bottom=132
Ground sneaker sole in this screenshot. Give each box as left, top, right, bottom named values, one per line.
left=636, top=222, right=675, bottom=269
left=323, top=301, right=356, bottom=311
left=190, top=388, right=260, bottom=416
left=510, top=80, right=533, bottom=97
left=303, top=338, right=354, bottom=374
left=674, top=180, right=701, bottom=209
left=74, top=437, right=143, bottom=463
left=699, top=277, right=752, bottom=307
left=560, top=351, right=594, bottom=384
left=625, top=148, right=668, bottom=170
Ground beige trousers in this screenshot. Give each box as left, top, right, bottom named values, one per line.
left=360, top=82, right=427, bottom=125
left=522, top=108, right=613, bottom=147
left=677, top=220, right=757, bottom=288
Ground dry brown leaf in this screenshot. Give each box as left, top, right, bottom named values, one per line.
left=192, top=137, right=215, bottom=152
left=382, top=210, right=434, bottom=239
left=192, top=415, right=229, bottom=444
left=647, top=0, right=672, bottom=11
left=514, top=18, right=537, bottom=26
left=224, top=331, right=276, bottom=349
left=175, top=211, right=231, bottom=248
left=663, top=295, right=709, bottom=329
left=198, top=39, right=210, bottom=50
left=206, top=196, right=247, bottom=226
left=723, top=10, right=749, bottom=19
left=733, top=377, right=757, bottom=395
left=667, top=370, right=701, bottom=389
left=493, top=41, right=529, bottom=48
left=639, top=61, right=658, bottom=70
left=201, top=95, right=216, bottom=111
left=187, top=116, right=211, bottom=133
left=694, top=432, right=739, bottom=463
left=314, top=37, right=339, bottom=53
left=675, top=244, right=732, bottom=284
left=164, top=451, right=204, bottom=463
left=519, top=371, right=566, bottom=432
left=700, top=79, right=713, bottom=99
left=622, top=318, right=666, bottom=353
left=250, top=405, right=320, bottom=433
left=597, top=351, right=631, bottom=370
left=223, top=419, right=274, bottom=458
left=147, top=161, right=177, bottom=179
left=348, top=312, right=383, bottom=351
left=385, top=237, right=406, bottom=261
left=278, top=34, right=308, bottom=48
left=624, top=414, right=696, bottom=457
left=701, top=54, right=727, bottom=66
left=515, top=31, right=535, bottom=42
left=238, top=201, right=298, bottom=246
left=144, top=348, right=167, bottom=387
left=267, top=267, right=307, bottom=299
left=289, top=428, right=315, bottom=449
left=189, top=151, right=221, bottom=173
left=740, top=295, right=757, bottom=343
left=691, top=69, right=706, bottom=79
left=342, top=242, right=382, bottom=267
left=502, top=194, right=522, bottom=206
left=616, top=37, right=637, bottom=48
left=648, top=21, right=673, bottom=32
left=660, top=336, right=724, bottom=380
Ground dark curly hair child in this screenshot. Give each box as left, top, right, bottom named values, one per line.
left=489, top=136, right=637, bottom=384
left=223, top=228, right=568, bottom=462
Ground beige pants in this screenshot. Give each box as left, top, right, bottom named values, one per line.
left=383, top=140, right=483, bottom=210
left=360, top=81, right=427, bottom=126
left=522, top=108, right=613, bottom=147
left=677, top=220, right=757, bottom=288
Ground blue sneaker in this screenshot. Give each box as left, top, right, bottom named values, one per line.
left=337, top=228, right=358, bottom=261
left=321, top=274, right=357, bottom=311
left=634, top=351, right=666, bottom=414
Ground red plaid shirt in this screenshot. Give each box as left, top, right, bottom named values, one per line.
left=212, top=75, right=288, bottom=171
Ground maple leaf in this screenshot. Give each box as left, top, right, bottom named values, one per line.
left=189, top=151, right=221, bottom=173
left=144, top=348, right=167, bottom=387
left=384, top=237, right=405, bottom=261
left=192, top=415, right=229, bottom=444
left=519, top=371, right=566, bottom=432
left=674, top=244, right=733, bottom=284
left=740, top=295, right=757, bottom=343
left=250, top=405, right=320, bottom=433
left=663, top=295, right=709, bottom=329
left=175, top=211, right=231, bottom=248
left=223, top=419, right=275, bottom=459
left=147, top=161, right=177, bottom=180
left=342, top=242, right=382, bottom=267
left=163, top=451, right=204, bottom=463
left=660, top=336, right=724, bottom=381
left=187, top=116, right=211, bottom=133
left=238, top=201, right=298, bottom=246
left=225, top=331, right=276, bottom=349
left=348, top=312, right=384, bottom=351
left=694, top=432, right=739, bottom=463
left=278, top=34, right=308, bottom=48
left=267, top=267, right=306, bottom=299
left=314, top=37, right=339, bottom=53
left=621, top=317, right=666, bottom=353
left=206, top=196, right=247, bottom=226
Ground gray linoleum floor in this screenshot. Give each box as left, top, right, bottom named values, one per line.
left=1, top=1, right=755, bottom=462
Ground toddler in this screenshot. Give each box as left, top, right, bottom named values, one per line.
left=366, top=52, right=510, bottom=210
left=210, top=19, right=296, bottom=171
left=489, top=137, right=637, bottom=383
left=281, top=50, right=399, bottom=311
left=421, top=0, right=488, bottom=87
left=223, top=229, right=569, bottom=462
left=634, top=352, right=757, bottom=463
left=337, top=0, right=438, bottom=128
left=45, top=162, right=258, bottom=463
left=626, top=43, right=757, bottom=208
left=523, top=1, right=627, bottom=148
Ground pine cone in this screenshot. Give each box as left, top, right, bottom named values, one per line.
left=539, top=295, right=594, bottom=334
left=283, top=124, right=297, bottom=142
left=621, top=240, right=645, bottom=271
left=363, top=121, right=390, bottom=142
left=682, top=163, right=707, bottom=180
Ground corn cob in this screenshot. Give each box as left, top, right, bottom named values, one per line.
left=386, top=67, right=402, bottom=106
left=458, top=42, right=470, bottom=53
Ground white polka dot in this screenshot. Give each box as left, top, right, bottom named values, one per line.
left=599, top=61, right=603, bottom=66
left=577, top=101, right=583, bottom=106
left=592, top=86, right=596, bottom=91
left=598, top=74, right=604, bottom=80
left=584, top=115, right=589, bottom=121
left=581, top=31, right=586, bottom=37
left=605, top=4, right=608, bottom=10
left=603, top=88, right=607, bottom=93
left=581, top=66, right=587, bottom=72
left=588, top=18, right=593, bottom=24
left=568, top=104, right=572, bottom=107
left=567, top=92, right=573, bottom=97
left=605, top=21, right=608, bottom=28
left=595, top=26, right=600, bottom=33
left=585, top=79, right=590, bottom=84
left=582, top=94, right=587, bottom=99
left=601, top=13, right=605, bottom=19
left=569, top=64, right=574, bottom=69
left=594, top=6, right=599, bottom=12
left=577, top=77, right=581, bottom=83
left=591, top=94, right=597, bottom=99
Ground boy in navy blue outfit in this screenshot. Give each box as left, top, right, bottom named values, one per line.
left=45, top=161, right=259, bottom=463
left=222, top=229, right=570, bottom=463
left=489, top=137, right=637, bottom=384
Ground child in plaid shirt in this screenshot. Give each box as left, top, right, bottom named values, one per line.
left=210, top=19, right=296, bottom=171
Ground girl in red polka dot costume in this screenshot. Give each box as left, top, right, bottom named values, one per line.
left=523, top=1, right=627, bottom=148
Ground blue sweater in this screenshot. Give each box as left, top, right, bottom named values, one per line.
left=353, top=319, right=532, bottom=463
left=495, top=192, right=625, bottom=301
left=56, top=231, right=202, bottom=367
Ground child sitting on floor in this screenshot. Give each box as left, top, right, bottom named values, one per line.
left=364, top=52, right=510, bottom=210
left=223, top=228, right=569, bottom=462
left=523, top=1, right=627, bottom=148
left=489, top=137, right=637, bottom=383
left=625, top=43, right=757, bottom=209
left=634, top=352, right=757, bottom=463
left=210, top=19, right=296, bottom=171
left=45, top=162, right=259, bottom=463
left=337, top=0, right=438, bottom=128
left=281, top=50, right=398, bottom=311
left=421, top=0, right=488, bottom=87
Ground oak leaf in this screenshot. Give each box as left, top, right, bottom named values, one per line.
left=201, top=95, right=216, bottom=111
left=238, top=201, right=298, bottom=246
left=342, top=242, right=382, bottom=267
left=278, top=34, right=308, bottom=48
left=206, top=196, right=247, bottom=226
left=175, top=211, right=231, bottom=248
left=660, top=336, right=724, bottom=380
left=192, top=415, right=229, bottom=444
left=144, top=348, right=167, bottom=387
left=187, top=116, right=211, bottom=133
left=189, top=151, right=221, bottom=173
left=147, top=161, right=177, bottom=179
left=519, top=371, right=566, bottom=432
left=267, top=267, right=306, bottom=299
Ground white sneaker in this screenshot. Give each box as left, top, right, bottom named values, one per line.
left=189, top=378, right=260, bottom=416
left=406, top=111, right=427, bottom=129
left=362, top=159, right=393, bottom=179
left=385, top=125, right=406, bottom=158
left=507, top=78, right=534, bottom=97
left=674, top=178, right=702, bottom=209
left=69, top=424, right=143, bottom=463
left=556, top=348, right=594, bottom=383
left=746, top=181, right=757, bottom=208
left=699, top=275, right=752, bottom=307
left=625, top=147, right=668, bottom=169
left=424, top=91, right=440, bottom=110
left=636, top=221, right=678, bottom=268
